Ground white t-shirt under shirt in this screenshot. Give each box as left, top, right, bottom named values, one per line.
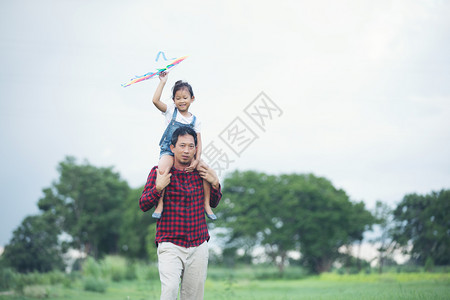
left=163, top=102, right=202, bottom=133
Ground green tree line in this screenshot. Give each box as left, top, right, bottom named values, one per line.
left=1, top=157, right=448, bottom=274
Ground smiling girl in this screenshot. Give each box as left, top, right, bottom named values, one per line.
left=151, top=71, right=216, bottom=220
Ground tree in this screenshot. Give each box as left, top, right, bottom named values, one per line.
left=283, top=173, right=374, bottom=273
left=1, top=215, right=65, bottom=273
left=2, top=185, right=68, bottom=273
left=216, top=171, right=297, bottom=273
left=2, top=157, right=132, bottom=272
left=217, top=171, right=375, bottom=274
left=40, top=156, right=130, bottom=258
left=145, top=225, right=158, bottom=263
left=370, top=201, right=399, bottom=273
left=118, top=186, right=156, bottom=261
left=392, top=189, right=450, bottom=266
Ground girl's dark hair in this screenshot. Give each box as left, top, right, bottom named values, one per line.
left=172, top=80, right=194, bottom=99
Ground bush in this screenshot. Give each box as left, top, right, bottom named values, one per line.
left=281, top=267, right=309, bottom=279
left=23, top=285, right=49, bottom=298
left=110, top=266, right=124, bottom=282
left=0, top=267, right=70, bottom=293
left=82, top=257, right=102, bottom=278
left=143, top=265, right=159, bottom=281
left=102, top=255, right=127, bottom=282
left=13, top=272, right=46, bottom=294
left=80, top=255, right=140, bottom=282
left=0, top=267, right=16, bottom=291
left=395, top=264, right=423, bottom=273
left=425, top=257, right=435, bottom=272
left=125, top=263, right=137, bottom=281
left=45, top=271, right=67, bottom=285
left=13, top=274, right=26, bottom=294
left=83, top=276, right=107, bottom=293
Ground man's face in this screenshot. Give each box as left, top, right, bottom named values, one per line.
left=170, top=134, right=197, bottom=166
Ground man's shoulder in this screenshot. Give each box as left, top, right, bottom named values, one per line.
left=147, top=166, right=158, bottom=175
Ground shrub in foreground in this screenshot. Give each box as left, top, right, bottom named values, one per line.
left=83, top=276, right=107, bottom=293
left=0, top=267, right=16, bottom=291
left=23, top=285, right=49, bottom=298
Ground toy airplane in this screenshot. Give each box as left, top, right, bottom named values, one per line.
left=122, top=55, right=188, bottom=87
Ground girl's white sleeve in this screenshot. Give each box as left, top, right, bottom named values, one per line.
left=194, top=117, right=202, bottom=133
left=163, top=102, right=175, bottom=124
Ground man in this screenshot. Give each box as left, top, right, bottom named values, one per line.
left=139, top=126, right=222, bottom=300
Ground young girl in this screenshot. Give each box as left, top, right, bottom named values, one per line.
left=151, top=71, right=216, bottom=220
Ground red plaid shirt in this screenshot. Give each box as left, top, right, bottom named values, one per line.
left=139, top=166, right=222, bottom=247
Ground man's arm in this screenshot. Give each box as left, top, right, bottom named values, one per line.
left=198, top=165, right=222, bottom=208
left=139, top=167, right=171, bottom=212
left=209, top=183, right=222, bottom=208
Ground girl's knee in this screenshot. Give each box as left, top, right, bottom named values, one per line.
left=159, top=155, right=174, bottom=171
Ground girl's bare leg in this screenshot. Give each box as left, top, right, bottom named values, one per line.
left=152, top=155, right=174, bottom=219
left=203, top=179, right=216, bottom=220
left=198, top=161, right=216, bottom=220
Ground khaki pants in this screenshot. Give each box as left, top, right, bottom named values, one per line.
left=157, top=241, right=209, bottom=300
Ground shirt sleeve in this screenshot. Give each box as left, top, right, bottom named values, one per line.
left=193, top=116, right=202, bottom=133
left=209, top=184, right=222, bottom=208
left=163, top=102, right=175, bottom=125
left=139, top=166, right=162, bottom=212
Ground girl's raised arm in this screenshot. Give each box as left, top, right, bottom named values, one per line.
left=152, top=72, right=169, bottom=113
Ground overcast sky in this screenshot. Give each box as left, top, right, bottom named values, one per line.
left=1, top=0, right=449, bottom=247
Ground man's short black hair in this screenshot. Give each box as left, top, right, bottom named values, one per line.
left=171, top=126, right=197, bottom=146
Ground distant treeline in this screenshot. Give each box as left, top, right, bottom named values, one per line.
left=0, top=156, right=448, bottom=274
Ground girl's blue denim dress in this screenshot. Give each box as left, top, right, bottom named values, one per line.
left=159, top=108, right=197, bottom=157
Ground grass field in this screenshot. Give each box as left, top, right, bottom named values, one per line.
left=1, top=268, right=449, bottom=300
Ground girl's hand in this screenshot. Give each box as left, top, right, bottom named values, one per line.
left=159, top=71, right=168, bottom=83
left=185, top=159, right=199, bottom=172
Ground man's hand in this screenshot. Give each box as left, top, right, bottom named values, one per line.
left=198, top=165, right=220, bottom=190
left=155, top=168, right=171, bottom=193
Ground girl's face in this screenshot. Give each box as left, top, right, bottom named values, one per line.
left=173, top=88, right=194, bottom=113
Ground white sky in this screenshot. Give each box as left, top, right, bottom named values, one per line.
left=1, top=0, right=449, bottom=247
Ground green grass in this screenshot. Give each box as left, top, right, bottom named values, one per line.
left=205, top=276, right=450, bottom=300
left=0, top=266, right=448, bottom=300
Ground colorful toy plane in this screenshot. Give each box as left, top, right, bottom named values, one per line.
left=122, top=55, right=188, bottom=87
